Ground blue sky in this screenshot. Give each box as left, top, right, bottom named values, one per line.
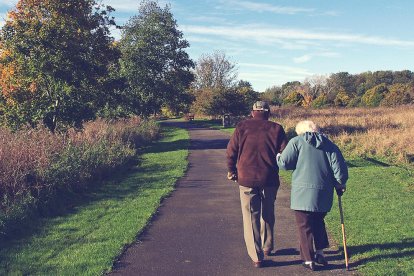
left=1, top=0, right=414, bottom=91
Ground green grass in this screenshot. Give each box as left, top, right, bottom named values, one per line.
left=325, top=158, right=413, bottom=276
left=0, top=126, right=189, bottom=275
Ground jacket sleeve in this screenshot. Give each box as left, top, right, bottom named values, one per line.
left=277, top=138, right=299, bottom=170
left=330, top=145, right=349, bottom=186
left=226, top=127, right=239, bottom=173
left=278, top=127, right=288, bottom=153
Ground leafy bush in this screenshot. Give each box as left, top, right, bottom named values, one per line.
left=361, top=83, right=388, bottom=107
left=283, top=91, right=304, bottom=106
left=381, top=83, right=413, bottom=106
left=334, top=90, right=351, bottom=107
left=311, top=94, right=329, bottom=108
left=0, top=118, right=160, bottom=235
left=347, top=96, right=362, bottom=107
left=191, top=83, right=258, bottom=117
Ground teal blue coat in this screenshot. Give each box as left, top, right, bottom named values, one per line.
left=277, top=132, right=348, bottom=212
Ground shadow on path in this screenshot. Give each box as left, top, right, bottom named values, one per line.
left=190, top=139, right=229, bottom=150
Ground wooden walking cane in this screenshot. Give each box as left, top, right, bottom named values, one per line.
left=338, top=195, right=350, bottom=270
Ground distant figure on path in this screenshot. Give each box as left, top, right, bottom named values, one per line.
left=277, top=120, right=348, bottom=271
left=226, top=101, right=287, bottom=268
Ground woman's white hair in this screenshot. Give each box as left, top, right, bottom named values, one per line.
left=295, top=120, right=319, bottom=135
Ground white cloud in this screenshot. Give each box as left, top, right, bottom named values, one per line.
left=103, top=0, right=139, bottom=12
left=240, top=63, right=313, bottom=77
left=220, top=0, right=339, bottom=17
left=186, top=15, right=229, bottom=24
left=293, top=52, right=340, bottom=63
left=181, top=24, right=414, bottom=48
left=293, top=55, right=312, bottom=63
left=103, top=0, right=172, bottom=13
left=0, top=0, right=15, bottom=6
left=323, top=10, right=340, bottom=16
left=238, top=63, right=314, bottom=90
left=318, top=52, right=340, bottom=57
left=230, top=0, right=314, bottom=15
left=186, top=35, right=219, bottom=44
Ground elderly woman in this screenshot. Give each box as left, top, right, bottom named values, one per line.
left=277, top=120, right=348, bottom=271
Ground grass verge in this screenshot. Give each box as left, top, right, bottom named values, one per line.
left=325, top=158, right=413, bottom=276
left=0, top=126, right=189, bottom=275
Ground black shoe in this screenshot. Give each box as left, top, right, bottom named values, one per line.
left=302, top=262, right=316, bottom=271
left=315, top=254, right=328, bottom=266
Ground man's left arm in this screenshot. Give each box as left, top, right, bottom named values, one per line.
left=226, top=128, right=239, bottom=180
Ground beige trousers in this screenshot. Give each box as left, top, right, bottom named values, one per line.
left=239, top=185, right=278, bottom=262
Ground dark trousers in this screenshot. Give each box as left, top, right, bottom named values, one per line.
left=294, top=210, right=329, bottom=262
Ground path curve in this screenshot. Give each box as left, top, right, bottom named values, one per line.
left=110, top=121, right=354, bottom=275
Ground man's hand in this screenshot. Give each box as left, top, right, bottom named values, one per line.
left=227, top=171, right=238, bottom=182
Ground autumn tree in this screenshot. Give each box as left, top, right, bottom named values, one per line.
left=296, top=84, right=312, bottom=107
left=311, top=94, right=329, bottom=108
left=392, top=70, right=413, bottom=84
left=263, top=70, right=414, bottom=108
left=334, top=89, right=351, bottom=107
left=283, top=90, right=304, bottom=106
left=281, top=81, right=301, bottom=97
left=190, top=52, right=257, bottom=116
left=361, top=83, right=388, bottom=107
left=237, top=80, right=259, bottom=105
left=261, top=85, right=283, bottom=106
left=325, top=72, right=356, bottom=103
left=190, top=51, right=236, bottom=115
left=372, top=71, right=394, bottom=86
left=199, top=81, right=256, bottom=116
left=304, top=75, right=327, bottom=97
left=304, top=75, right=332, bottom=108
left=119, top=0, right=194, bottom=117
left=209, top=89, right=246, bottom=116
left=381, top=83, right=413, bottom=106
left=192, top=51, right=237, bottom=91
left=0, top=0, right=119, bottom=131
left=296, top=76, right=328, bottom=107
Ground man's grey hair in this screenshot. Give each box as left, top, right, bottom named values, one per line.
left=295, top=120, right=319, bottom=135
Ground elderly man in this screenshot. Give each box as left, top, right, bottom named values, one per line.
left=226, top=101, right=287, bottom=268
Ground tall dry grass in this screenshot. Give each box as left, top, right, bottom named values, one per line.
left=0, top=118, right=160, bottom=231
left=271, top=105, right=414, bottom=163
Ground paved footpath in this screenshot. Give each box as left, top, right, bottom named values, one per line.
left=111, top=122, right=355, bottom=276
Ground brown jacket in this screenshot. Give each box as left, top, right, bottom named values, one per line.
left=226, top=116, right=287, bottom=188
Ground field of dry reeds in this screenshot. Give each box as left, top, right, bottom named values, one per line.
left=0, top=118, right=160, bottom=232
left=271, top=105, right=414, bottom=164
